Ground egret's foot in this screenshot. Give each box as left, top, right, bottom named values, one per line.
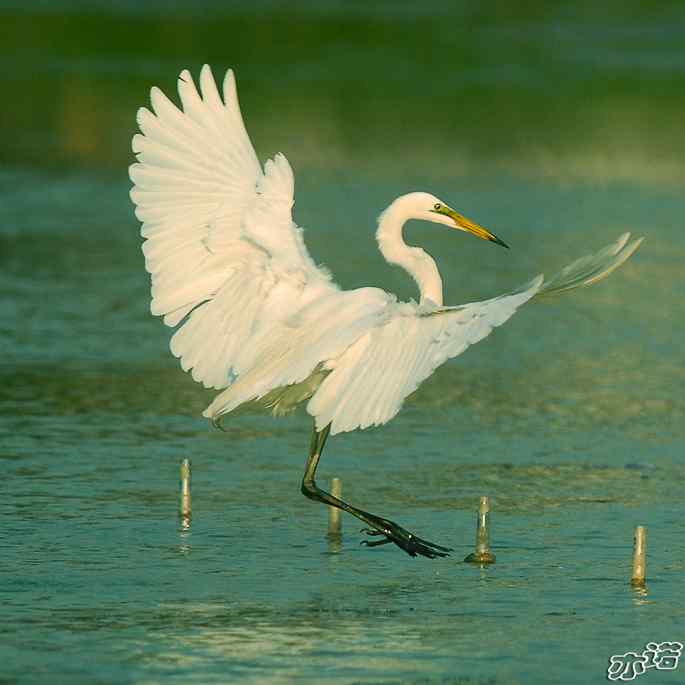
left=359, top=517, right=451, bottom=559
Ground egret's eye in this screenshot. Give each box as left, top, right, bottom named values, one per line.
left=433, top=203, right=441, bottom=210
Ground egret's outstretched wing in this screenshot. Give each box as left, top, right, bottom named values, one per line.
left=130, top=65, right=337, bottom=389
left=308, top=277, right=543, bottom=434
left=307, top=233, right=642, bottom=435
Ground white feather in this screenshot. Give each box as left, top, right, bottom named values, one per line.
left=130, top=65, right=338, bottom=391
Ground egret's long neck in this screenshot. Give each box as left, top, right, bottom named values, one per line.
left=376, top=203, right=443, bottom=306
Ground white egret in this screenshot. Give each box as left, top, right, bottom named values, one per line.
left=130, top=66, right=643, bottom=558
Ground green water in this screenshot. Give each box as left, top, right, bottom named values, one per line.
left=2, top=3, right=684, bottom=684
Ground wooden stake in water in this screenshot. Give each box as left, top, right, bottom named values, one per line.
left=630, top=526, right=647, bottom=586
left=464, top=496, right=496, bottom=564
left=327, top=477, right=342, bottom=537
left=179, top=458, right=192, bottom=527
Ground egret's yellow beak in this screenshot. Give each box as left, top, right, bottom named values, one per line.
left=436, top=206, right=509, bottom=248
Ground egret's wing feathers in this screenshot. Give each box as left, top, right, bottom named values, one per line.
left=308, top=278, right=543, bottom=434
left=130, top=65, right=337, bottom=390
left=536, top=232, right=643, bottom=297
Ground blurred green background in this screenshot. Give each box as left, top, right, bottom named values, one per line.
left=3, top=1, right=685, bottom=185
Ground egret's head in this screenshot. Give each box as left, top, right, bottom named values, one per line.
left=407, top=192, right=509, bottom=248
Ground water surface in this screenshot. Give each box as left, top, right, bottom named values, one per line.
left=1, top=3, right=684, bottom=684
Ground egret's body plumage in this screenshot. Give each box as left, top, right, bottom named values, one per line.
left=130, top=66, right=642, bottom=557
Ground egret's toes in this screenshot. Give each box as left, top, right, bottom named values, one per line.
left=360, top=537, right=393, bottom=548
left=359, top=519, right=451, bottom=559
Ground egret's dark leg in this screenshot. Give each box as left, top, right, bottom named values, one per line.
left=300, top=423, right=451, bottom=559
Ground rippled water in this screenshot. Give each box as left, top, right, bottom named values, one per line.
left=2, top=3, right=684, bottom=684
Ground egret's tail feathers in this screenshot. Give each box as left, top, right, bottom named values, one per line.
left=537, top=232, right=643, bottom=298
